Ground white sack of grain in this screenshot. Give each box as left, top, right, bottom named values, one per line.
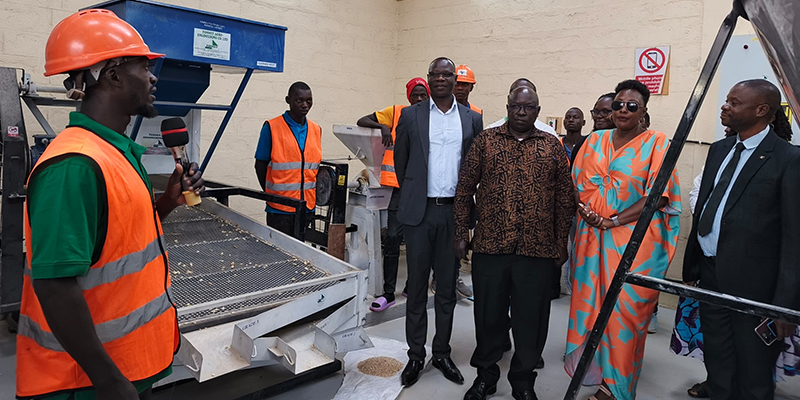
left=332, top=337, right=430, bottom=400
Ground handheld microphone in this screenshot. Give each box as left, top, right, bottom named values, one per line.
left=161, top=118, right=201, bottom=206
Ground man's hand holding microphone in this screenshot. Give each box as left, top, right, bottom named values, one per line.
left=155, top=118, right=205, bottom=220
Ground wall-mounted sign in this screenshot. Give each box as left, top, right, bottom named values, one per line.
left=635, top=46, right=671, bottom=95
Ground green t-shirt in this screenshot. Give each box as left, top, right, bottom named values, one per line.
left=27, top=112, right=169, bottom=398
left=28, top=112, right=153, bottom=279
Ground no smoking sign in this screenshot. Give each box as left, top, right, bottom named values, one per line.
left=635, top=46, right=671, bottom=95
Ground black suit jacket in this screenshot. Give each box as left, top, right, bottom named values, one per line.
left=393, top=100, right=483, bottom=227
left=683, top=130, right=800, bottom=310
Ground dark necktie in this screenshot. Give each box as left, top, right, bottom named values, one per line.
left=698, top=142, right=746, bottom=236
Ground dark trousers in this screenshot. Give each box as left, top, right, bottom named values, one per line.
left=383, top=188, right=404, bottom=295
left=404, top=203, right=458, bottom=361
left=699, top=255, right=782, bottom=400
left=471, top=253, right=554, bottom=392
left=266, top=212, right=314, bottom=239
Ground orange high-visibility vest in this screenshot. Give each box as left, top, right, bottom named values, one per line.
left=380, top=105, right=405, bottom=188
left=17, top=127, right=178, bottom=399
left=469, top=103, right=483, bottom=115
left=264, top=116, right=322, bottom=212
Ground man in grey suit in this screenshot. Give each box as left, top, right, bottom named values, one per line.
left=394, top=57, right=483, bottom=387
left=683, top=79, right=800, bottom=400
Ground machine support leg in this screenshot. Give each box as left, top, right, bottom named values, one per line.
left=0, top=67, right=29, bottom=313
left=200, top=68, right=253, bottom=172
left=294, top=200, right=307, bottom=242
left=22, top=97, right=56, bottom=136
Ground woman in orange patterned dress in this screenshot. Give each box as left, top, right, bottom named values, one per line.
left=564, top=80, right=682, bottom=400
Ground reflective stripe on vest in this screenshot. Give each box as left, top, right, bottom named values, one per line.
left=269, top=161, right=321, bottom=171
left=380, top=105, right=405, bottom=188
left=265, top=181, right=317, bottom=191
left=263, top=116, right=322, bottom=213
left=17, top=126, right=178, bottom=398
left=22, top=236, right=166, bottom=291
left=18, top=292, right=173, bottom=352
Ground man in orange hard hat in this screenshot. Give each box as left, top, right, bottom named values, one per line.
left=356, top=77, right=430, bottom=312
left=454, top=64, right=482, bottom=115
left=17, top=9, right=203, bottom=400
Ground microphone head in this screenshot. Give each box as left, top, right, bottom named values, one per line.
left=161, top=117, right=189, bottom=147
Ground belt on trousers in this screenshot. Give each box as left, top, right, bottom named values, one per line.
left=427, top=197, right=454, bottom=205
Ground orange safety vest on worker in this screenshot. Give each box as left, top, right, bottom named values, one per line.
left=17, top=127, right=178, bottom=398
left=380, top=105, right=406, bottom=188
left=264, top=116, right=322, bottom=212
left=469, top=103, right=483, bottom=115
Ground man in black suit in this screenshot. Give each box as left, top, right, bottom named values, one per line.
left=394, top=57, right=484, bottom=387
left=683, top=79, right=800, bottom=400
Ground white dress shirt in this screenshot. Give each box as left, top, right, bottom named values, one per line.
left=486, top=117, right=558, bottom=137
left=698, top=126, right=770, bottom=257
left=427, top=97, right=462, bottom=198
left=689, top=166, right=704, bottom=214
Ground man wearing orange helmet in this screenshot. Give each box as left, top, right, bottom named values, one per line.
left=454, top=64, right=482, bottom=115
left=356, top=77, right=430, bottom=312
left=18, top=10, right=204, bottom=400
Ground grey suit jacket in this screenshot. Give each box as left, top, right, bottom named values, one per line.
left=393, top=100, right=483, bottom=227
left=683, top=130, right=800, bottom=310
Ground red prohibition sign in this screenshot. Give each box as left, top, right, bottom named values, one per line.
left=639, top=48, right=666, bottom=73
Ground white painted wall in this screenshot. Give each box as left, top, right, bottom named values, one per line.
left=3, top=0, right=780, bottom=283
left=3, top=0, right=399, bottom=221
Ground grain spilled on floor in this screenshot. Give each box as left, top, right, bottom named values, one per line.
left=356, top=356, right=404, bottom=377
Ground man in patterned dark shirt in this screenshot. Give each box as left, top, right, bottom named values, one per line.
left=455, top=86, right=574, bottom=400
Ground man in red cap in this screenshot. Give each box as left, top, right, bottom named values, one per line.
left=357, top=78, right=429, bottom=312
left=19, top=9, right=204, bottom=400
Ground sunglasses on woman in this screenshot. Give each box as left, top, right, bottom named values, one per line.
left=611, top=101, right=640, bottom=113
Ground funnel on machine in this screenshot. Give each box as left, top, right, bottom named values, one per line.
left=332, top=125, right=386, bottom=187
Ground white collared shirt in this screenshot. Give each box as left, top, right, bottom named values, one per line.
left=486, top=117, right=558, bottom=137
left=428, top=97, right=463, bottom=197
left=698, top=126, right=770, bottom=257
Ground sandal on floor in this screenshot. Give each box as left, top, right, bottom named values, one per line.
left=369, top=295, right=395, bottom=312
left=589, top=384, right=617, bottom=400
left=688, top=381, right=709, bottom=398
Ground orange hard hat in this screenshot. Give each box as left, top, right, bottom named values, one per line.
left=456, top=64, right=476, bottom=84
left=44, top=9, right=164, bottom=77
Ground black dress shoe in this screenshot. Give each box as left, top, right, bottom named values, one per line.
left=512, top=389, right=538, bottom=400
left=432, top=357, right=464, bottom=384
left=401, top=360, right=425, bottom=387
left=464, top=377, right=497, bottom=400
left=535, top=356, right=544, bottom=369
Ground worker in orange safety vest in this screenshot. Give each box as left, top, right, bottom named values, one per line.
left=18, top=9, right=204, bottom=400
left=356, top=77, right=429, bottom=312
left=255, top=82, right=322, bottom=239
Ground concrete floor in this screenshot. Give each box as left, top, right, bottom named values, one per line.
left=263, top=249, right=800, bottom=400
left=259, top=298, right=800, bottom=400
left=1, top=251, right=799, bottom=399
